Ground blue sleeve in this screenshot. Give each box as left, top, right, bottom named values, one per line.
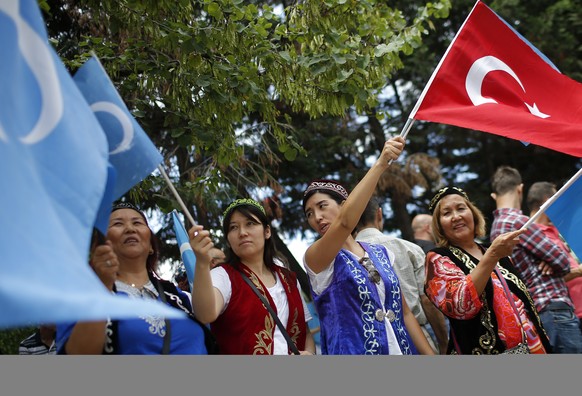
left=55, top=322, right=76, bottom=354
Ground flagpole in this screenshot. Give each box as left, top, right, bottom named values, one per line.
left=157, top=164, right=197, bottom=227
left=399, top=118, right=415, bottom=140
left=521, top=167, right=582, bottom=229
left=407, top=0, right=481, bottom=120
left=394, top=1, right=481, bottom=154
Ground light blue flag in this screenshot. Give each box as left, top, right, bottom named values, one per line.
left=93, top=164, right=118, bottom=236
left=172, top=211, right=196, bottom=291
left=546, top=171, right=582, bottom=263
left=73, top=55, right=163, bottom=235
left=73, top=55, right=163, bottom=200
left=0, top=0, right=182, bottom=329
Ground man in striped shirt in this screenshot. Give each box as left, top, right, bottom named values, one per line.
left=490, top=166, right=582, bottom=354
left=18, top=324, right=57, bottom=355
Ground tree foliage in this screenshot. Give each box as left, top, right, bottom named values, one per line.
left=41, top=0, right=451, bottom=269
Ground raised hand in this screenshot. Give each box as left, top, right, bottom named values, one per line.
left=488, top=229, right=524, bottom=260
left=90, top=241, right=118, bottom=291
left=188, top=224, right=215, bottom=269
left=379, top=135, right=405, bottom=165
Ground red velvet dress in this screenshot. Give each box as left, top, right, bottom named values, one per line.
left=211, top=262, right=307, bottom=354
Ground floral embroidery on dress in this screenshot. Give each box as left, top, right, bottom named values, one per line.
left=115, top=280, right=166, bottom=338
left=341, top=250, right=381, bottom=354
left=253, top=315, right=275, bottom=355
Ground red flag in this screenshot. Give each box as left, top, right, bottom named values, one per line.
left=411, top=0, right=582, bottom=158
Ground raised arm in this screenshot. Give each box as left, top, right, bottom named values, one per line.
left=304, top=136, right=405, bottom=273
left=189, top=224, right=225, bottom=324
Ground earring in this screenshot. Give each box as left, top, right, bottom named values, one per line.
left=149, top=248, right=154, bottom=255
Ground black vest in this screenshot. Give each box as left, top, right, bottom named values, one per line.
left=429, top=245, right=551, bottom=354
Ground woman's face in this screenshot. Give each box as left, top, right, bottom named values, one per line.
left=107, top=208, right=152, bottom=261
left=304, top=192, right=341, bottom=236
left=438, top=194, right=475, bottom=246
left=226, top=211, right=270, bottom=261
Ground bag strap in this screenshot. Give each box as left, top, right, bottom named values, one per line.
left=155, top=280, right=172, bottom=355
left=494, top=268, right=527, bottom=345
left=451, top=268, right=527, bottom=354
left=237, top=269, right=301, bottom=355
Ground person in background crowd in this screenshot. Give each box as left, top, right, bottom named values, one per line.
left=175, top=268, right=190, bottom=293
left=527, top=181, right=582, bottom=336
left=425, top=186, right=551, bottom=354
left=19, top=324, right=57, bottom=355
left=302, top=136, right=435, bottom=355
left=209, top=247, right=226, bottom=268
left=189, top=198, right=315, bottom=355
left=354, top=196, right=448, bottom=354
left=410, top=212, right=450, bottom=353
left=56, top=202, right=214, bottom=355
left=490, top=166, right=582, bottom=353
left=175, top=245, right=226, bottom=293
left=412, top=214, right=436, bottom=254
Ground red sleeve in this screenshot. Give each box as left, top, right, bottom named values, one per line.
left=425, top=251, right=483, bottom=319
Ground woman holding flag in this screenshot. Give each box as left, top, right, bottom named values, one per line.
left=424, top=187, right=552, bottom=354
left=301, top=136, right=435, bottom=355
left=189, top=198, right=316, bottom=355
left=55, top=202, right=215, bottom=354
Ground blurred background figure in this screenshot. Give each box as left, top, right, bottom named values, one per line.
left=175, top=268, right=190, bottom=292
left=411, top=214, right=436, bottom=254
left=209, top=247, right=226, bottom=268
left=527, top=181, right=582, bottom=337
left=18, top=324, right=56, bottom=355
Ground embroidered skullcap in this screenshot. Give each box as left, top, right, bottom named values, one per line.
left=302, top=179, right=349, bottom=210
left=111, top=201, right=148, bottom=224
left=428, top=186, right=469, bottom=213
left=222, top=198, right=266, bottom=220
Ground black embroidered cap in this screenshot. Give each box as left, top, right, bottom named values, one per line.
left=428, top=186, right=469, bottom=213
left=111, top=201, right=148, bottom=224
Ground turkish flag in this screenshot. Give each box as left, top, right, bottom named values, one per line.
left=412, top=0, right=582, bottom=158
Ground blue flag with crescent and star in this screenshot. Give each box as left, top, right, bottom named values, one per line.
left=0, top=0, right=182, bottom=329
left=73, top=55, right=163, bottom=233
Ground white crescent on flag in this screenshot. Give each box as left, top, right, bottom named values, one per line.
left=90, top=101, right=134, bottom=154
left=0, top=0, right=63, bottom=145
left=465, top=55, right=549, bottom=118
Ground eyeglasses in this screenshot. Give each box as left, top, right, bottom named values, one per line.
left=359, top=256, right=381, bottom=284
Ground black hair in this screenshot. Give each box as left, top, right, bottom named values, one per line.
left=221, top=203, right=285, bottom=269
left=109, top=202, right=160, bottom=274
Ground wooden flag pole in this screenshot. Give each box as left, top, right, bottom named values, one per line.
left=158, top=164, right=197, bottom=227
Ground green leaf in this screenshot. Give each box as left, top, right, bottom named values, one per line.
left=284, top=148, right=298, bottom=161
left=207, top=2, right=223, bottom=19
